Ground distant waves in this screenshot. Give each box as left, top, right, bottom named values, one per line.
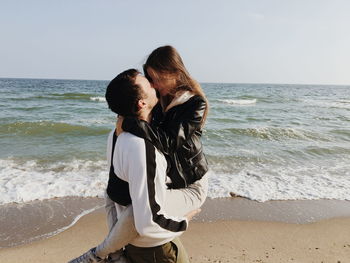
left=218, top=99, right=257, bottom=105
left=0, top=79, right=349, bottom=204
left=0, top=121, right=110, bottom=136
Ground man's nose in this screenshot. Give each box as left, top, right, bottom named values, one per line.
left=151, top=83, right=158, bottom=90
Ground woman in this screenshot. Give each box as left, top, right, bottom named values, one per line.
left=69, top=46, right=209, bottom=263
left=123, top=45, right=209, bottom=189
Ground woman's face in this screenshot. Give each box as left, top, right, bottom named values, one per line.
left=146, top=67, right=176, bottom=97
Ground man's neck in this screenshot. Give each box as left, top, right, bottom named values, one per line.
left=139, top=109, right=152, bottom=123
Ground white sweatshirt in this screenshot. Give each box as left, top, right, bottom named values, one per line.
left=106, top=130, right=188, bottom=247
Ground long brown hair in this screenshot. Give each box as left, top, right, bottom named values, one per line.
left=143, top=45, right=209, bottom=127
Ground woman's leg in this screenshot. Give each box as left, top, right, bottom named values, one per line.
left=68, top=195, right=136, bottom=262
left=94, top=201, right=138, bottom=259
left=164, top=174, right=208, bottom=216
left=95, top=175, right=208, bottom=259
left=104, top=191, right=118, bottom=231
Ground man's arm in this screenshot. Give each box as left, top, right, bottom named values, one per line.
left=119, top=134, right=187, bottom=239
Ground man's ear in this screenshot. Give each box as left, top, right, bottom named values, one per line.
left=137, top=99, right=146, bottom=110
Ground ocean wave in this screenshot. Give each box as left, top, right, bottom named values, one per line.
left=330, top=129, right=350, bottom=141
left=10, top=106, right=48, bottom=111
left=305, top=146, right=350, bottom=156
left=302, top=99, right=350, bottom=110
left=0, top=121, right=110, bottom=136
left=207, top=127, right=330, bottom=141
left=46, top=93, right=93, bottom=100
left=207, top=160, right=350, bottom=202
left=218, top=99, right=257, bottom=105
left=9, top=93, right=105, bottom=102
left=1, top=156, right=349, bottom=205
left=0, top=158, right=108, bottom=205
left=90, top=96, right=106, bottom=102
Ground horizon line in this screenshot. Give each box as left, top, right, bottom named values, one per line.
left=0, top=76, right=349, bottom=87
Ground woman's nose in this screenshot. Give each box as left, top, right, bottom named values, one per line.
left=152, top=83, right=159, bottom=90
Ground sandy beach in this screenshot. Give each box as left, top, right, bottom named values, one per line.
left=1, top=198, right=350, bottom=262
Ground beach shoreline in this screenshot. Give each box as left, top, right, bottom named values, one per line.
left=1, top=196, right=350, bottom=262
left=2, top=196, right=350, bottom=249
left=0, top=197, right=104, bottom=248
left=1, top=208, right=350, bottom=262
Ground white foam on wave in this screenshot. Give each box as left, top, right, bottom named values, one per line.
left=90, top=96, right=106, bottom=102
left=1, top=156, right=350, bottom=204
left=64, top=118, right=111, bottom=126
left=207, top=161, right=350, bottom=202
left=0, top=159, right=108, bottom=205
left=244, top=126, right=330, bottom=141
left=218, top=99, right=257, bottom=105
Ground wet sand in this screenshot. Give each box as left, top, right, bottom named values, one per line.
left=197, top=197, right=350, bottom=223
left=0, top=197, right=104, bottom=248
left=1, top=197, right=350, bottom=262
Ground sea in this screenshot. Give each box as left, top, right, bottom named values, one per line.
left=1, top=78, right=350, bottom=248
left=0, top=78, right=350, bottom=205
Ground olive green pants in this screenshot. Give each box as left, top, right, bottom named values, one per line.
left=125, top=237, right=189, bottom=263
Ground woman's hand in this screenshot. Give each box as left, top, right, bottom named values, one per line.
left=116, top=115, right=124, bottom=136
left=185, top=208, right=201, bottom=222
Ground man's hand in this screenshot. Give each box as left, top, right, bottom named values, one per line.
left=185, top=208, right=201, bottom=222
left=116, top=115, right=124, bottom=136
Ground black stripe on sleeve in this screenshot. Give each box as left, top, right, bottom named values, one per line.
left=145, top=140, right=187, bottom=232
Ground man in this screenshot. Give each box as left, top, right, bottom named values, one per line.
left=71, top=69, right=198, bottom=263
left=107, top=69, right=201, bottom=262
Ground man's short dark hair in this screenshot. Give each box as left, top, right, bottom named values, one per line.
left=105, top=69, right=144, bottom=117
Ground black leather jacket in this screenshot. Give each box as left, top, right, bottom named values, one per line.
left=122, top=95, right=208, bottom=189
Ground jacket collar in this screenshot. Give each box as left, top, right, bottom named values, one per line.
left=161, top=91, right=195, bottom=113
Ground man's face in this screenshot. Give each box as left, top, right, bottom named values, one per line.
left=146, top=67, right=176, bottom=97
left=135, top=74, right=158, bottom=110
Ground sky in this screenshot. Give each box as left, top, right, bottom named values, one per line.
left=0, top=0, right=349, bottom=85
